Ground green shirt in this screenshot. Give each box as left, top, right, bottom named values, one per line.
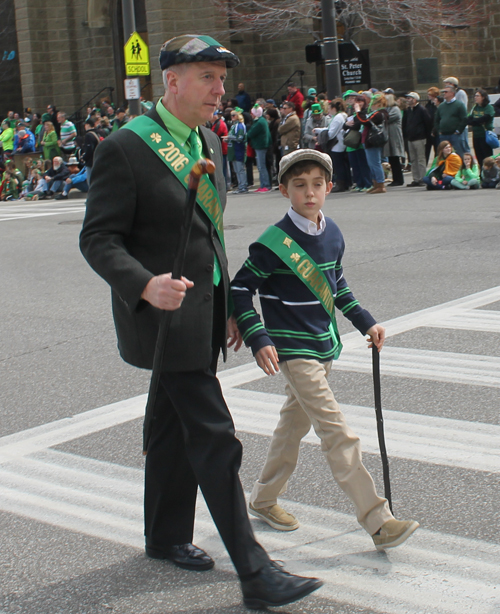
left=155, top=99, right=220, bottom=285
left=155, top=99, right=202, bottom=157
left=469, top=103, right=495, bottom=138
left=0, top=127, right=14, bottom=151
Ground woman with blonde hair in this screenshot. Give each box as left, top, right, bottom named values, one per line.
left=354, top=92, right=389, bottom=194
left=41, top=121, right=61, bottom=161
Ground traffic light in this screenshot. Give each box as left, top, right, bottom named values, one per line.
left=305, top=43, right=323, bottom=64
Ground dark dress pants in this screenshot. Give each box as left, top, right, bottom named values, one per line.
left=330, top=150, right=352, bottom=186
left=473, top=136, right=493, bottom=168
left=388, top=156, right=404, bottom=184
left=144, top=287, right=269, bottom=578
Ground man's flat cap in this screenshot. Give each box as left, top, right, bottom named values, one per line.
left=159, top=35, right=239, bottom=70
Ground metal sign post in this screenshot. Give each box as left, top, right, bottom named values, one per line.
left=121, top=0, right=141, bottom=116
left=321, top=0, right=342, bottom=100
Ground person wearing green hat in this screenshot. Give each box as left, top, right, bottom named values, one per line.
left=80, top=33, right=322, bottom=610
left=303, top=102, right=328, bottom=149
left=342, top=90, right=358, bottom=115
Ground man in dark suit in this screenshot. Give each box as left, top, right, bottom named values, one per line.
left=79, top=34, right=322, bottom=609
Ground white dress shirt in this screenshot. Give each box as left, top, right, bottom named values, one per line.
left=288, top=206, right=326, bottom=236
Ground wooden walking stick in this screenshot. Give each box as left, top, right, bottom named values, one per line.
left=372, top=343, right=393, bottom=513
left=142, top=158, right=216, bottom=454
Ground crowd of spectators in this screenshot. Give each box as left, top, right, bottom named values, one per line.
left=2, top=78, right=499, bottom=202
left=0, top=98, right=142, bottom=201
left=206, top=77, right=500, bottom=196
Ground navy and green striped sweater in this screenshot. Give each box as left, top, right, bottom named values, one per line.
left=231, top=213, right=376, bottom=362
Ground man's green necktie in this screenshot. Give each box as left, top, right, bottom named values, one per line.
left=188, top=130, right=221, bottom=286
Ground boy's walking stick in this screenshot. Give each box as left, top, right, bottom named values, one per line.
left=372, top=344, right=393, bottom=513
left=142, top=158, right=216, bottom=454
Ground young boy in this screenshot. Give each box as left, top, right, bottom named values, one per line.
left=231, top=149, right=419, bottom=551
left=481, top=157, right=499, bottom=189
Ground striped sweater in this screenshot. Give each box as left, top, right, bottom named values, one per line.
left=231, top=213, right=376, bottom=362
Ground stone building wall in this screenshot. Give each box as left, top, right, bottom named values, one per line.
left=8, top=0, right=500, bottom=116
left=13, top=0, right=117, bottom=114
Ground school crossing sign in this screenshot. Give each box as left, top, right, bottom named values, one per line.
left=124, top=32, right=150, bottom=76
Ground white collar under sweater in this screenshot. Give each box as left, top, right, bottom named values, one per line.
left=288, top=206, right=326, bottom=236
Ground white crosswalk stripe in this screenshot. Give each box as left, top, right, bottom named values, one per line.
left=0, top=449, right=499, bottom=613
left=0, top=200, right=85, bottom=221
left=2, top=286, right=500, bottom=612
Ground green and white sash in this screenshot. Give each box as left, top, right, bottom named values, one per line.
left=257, top=225, right=342, bottom=358
left=123, top=116, right=225, bottom=252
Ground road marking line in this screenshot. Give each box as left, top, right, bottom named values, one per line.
left=428, top=309, right=500, bottom=333
left=0, top=449, right=498, bottom=614
left=0, top=208, right=86, bottom=222
left=334, top=347, right=500, bottom=387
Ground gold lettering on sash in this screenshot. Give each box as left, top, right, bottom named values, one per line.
left=164, top=146, right=181, bottom=162
left=172, top=156, right=189, bottom=172
left=159, top=142, right=175, bottom=158
left=199, top=188, right=214, bottom=206
left=297, top=259, right=308, bottom=274
left=308, top=270, right=319, bottom=286
left=300, top=261, right=314, bottom=279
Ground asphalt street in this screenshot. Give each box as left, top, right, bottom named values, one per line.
left=0, top=183, right=499, bottom=614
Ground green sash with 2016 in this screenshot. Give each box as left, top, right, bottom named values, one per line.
left=122, top=115, right=225, bottom=252
left=257, top=225, right=343, bottom=359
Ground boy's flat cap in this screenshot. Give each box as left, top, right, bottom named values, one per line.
left=278, top=149, right=333, bottom=184
left=159, top=35, right=239, bottom=70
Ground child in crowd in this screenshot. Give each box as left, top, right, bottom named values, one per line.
left=23, top=169, right=47, bottom=201
left=451, top=152, right=480, bottom=189
left=231, top=149, right=419, bottom=551
left=481, top=157, right=500, bottom=189
left=0, top=170, right=19, bottom=200
left=423, top=140, right=462, bottom=190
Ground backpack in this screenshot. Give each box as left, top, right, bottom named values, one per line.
left=316, top=128, right=338, bottom=152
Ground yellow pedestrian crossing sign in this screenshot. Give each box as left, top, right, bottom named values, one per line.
left=124, top=32, right=150, bottom=76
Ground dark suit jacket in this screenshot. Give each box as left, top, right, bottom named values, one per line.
left=80, top=107, right=228, bottom=372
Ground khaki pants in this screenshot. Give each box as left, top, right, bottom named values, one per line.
left=408, top=139, right=427, bottom=183
left=250, top=358, right=393, bottom=535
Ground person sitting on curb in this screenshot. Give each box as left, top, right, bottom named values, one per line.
left=231, top=149, right=419, bottom=551
left=451, top=152, right=480, bottom=190
left=24, top=169, right=48, bottom=200
left=44, top=156, right=70, bottom=196
left=55, top=157, right=88, bottom=200
left=480, top=157, right=500, bottom=189
left=0, top=169, right=19, bottom=200
left=423, top=140, right=462, bottom=190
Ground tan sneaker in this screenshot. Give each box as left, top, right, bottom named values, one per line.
left=249, top=502, right=300, bottom=531
left=372, top=519, right=419, bottom=551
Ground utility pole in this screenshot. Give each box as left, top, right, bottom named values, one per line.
left=122, top=0, right=141, bottom=116
left=321, top=0, right=342, bottom=99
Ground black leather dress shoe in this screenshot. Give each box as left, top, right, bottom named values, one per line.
left=241, top=561, right=323, bottom=609
left=145, top=543, right=214, bottom=571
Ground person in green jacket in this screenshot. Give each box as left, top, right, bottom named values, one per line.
left=0, top=120, right=14, bottom=153
left=451, top=152, right=480, bottom=189
left=41, top=121, right=61, bottom=160
left=247, top=104, right=271, bottom=191
left=465, top=88, right=496, bottom=167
